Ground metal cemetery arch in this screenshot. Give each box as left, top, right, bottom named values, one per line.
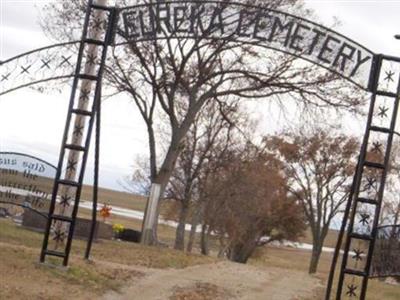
left=0, top=1, right=376, bottom=94
left=116, top=0, right=374, bottom=90
left=0, top=41, right=78, bottom=96
left=1, top=1, right=398, bottom=299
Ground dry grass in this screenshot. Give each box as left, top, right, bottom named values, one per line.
left=1, top=176, right=399, bottom=300
left=0, top=218, right=214, bottom=269
left=250, top=246, right=400, bottom=300
left=79, top=197, right=399, bottom=300
left=1, top=217, right=398, bottom=299
left=0, top=243, right=143, bottom=300
left=170, top=282, right=232, bottom=300
left=0, top=218, right=215, bottom=300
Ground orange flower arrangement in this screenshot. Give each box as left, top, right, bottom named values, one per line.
left=99, top=203, right=112, bottom=222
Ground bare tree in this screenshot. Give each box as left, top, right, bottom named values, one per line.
left=164, top=98, right=246, bottom=250
left=41, top=0, right=366, bottom=245
left=264, top=129, right=359, bottom=273
left=200, top=144, right=306, bottom=263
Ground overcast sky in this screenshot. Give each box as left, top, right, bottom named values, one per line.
left=1, top=0, right=399, bottom=191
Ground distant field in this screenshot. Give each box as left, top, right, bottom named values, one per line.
left=0, top=172, right=148, bottom=212
left=80, top=184, right=148, bottom=212
left=298, top=228, right=341, bottom=249
left=2, top=170, right=345, bottom=250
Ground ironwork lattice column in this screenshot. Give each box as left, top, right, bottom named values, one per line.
left=40, top=0, right=117, bottom=266
left=329, top=54, right=400, bottom=299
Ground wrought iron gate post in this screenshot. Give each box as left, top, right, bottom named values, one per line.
left=85, top=81, right=102, bottom=260
left=325, top=157, right=361, bottom=300
left=40, top=0, right=118, bottom=267
left=328, top=54, right=400, bottom=299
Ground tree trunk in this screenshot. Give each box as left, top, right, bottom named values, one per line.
left=187, top=199, right=206, bottom=253
left=186, top=222, right=197, bottom=253
left=228, top=241, right=256, bottom=264
left=174, top=202, right=189, bottom=250
left=218, top=236, right=228, bottom=258
left=142, top=131, right=186, bottom=245
left=309, top=240, right=323, bottom=274
left=141, top=183, right=163, bottom=245
left=200, top=224, right=209, bottom=255
left=394, top=202, right=400, bottom=225
left=186, top=208, right=201, bottom=253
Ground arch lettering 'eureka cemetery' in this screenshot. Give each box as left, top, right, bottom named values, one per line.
left=118, top=1, right=374, bottom=89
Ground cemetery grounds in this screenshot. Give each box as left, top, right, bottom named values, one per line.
left=0, top=185, right=399, bottom=300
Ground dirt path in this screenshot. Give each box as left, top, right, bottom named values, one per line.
left=103, top=261, right=322, bottom=300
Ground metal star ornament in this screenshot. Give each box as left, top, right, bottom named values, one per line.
left=364, top=177, right=376, bottom=190
left=59, top=55, right=72, bottom=67
left=73, top=124, right=84, bottom=136
left=377, top=106, right=389, bottom=118
left=66, top=159, right=77, bottom=172
left=1, top=73, right=11, bottom=81
left=352, top=248, right=364, bottom=262
left=40, top=58, right=52, bottom=70
left=80, top=89, right=91, bottom=102
left=346, top=284, right=357, bottom=297
left=52, top=229, right=65, bottom=243
left=359, top=213, right=370, bottom=226
left=371, top=141, right=383, bottom=154
left=92, top=18, right=104, bottom=31
left=86, top=54, right=97, bottom=66
left=384, top=70, right=395, bottom=82
left=20, top=65, right=32, bottom=74
left=60, top=195, right=71, bottom=207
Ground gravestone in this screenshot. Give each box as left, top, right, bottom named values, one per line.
left=119, top=228, right=141, bottom=243
left=0, top=207, right=9, bottom=218
left=0, top=152, right=56, bottom=218
left=22, top=209, right=113, bottom=240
